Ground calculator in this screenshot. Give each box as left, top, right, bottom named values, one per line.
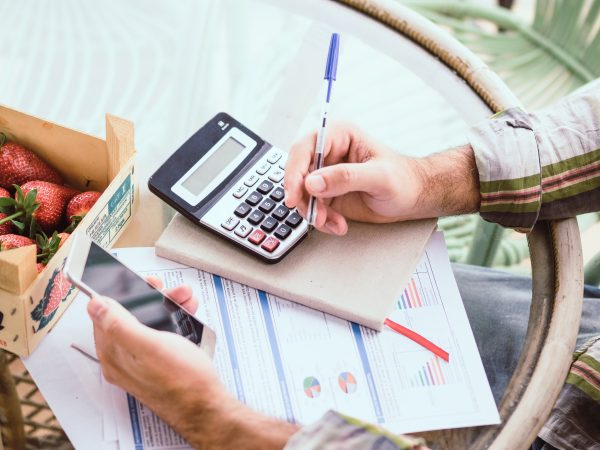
left=148, top=113, right=308, bottom=263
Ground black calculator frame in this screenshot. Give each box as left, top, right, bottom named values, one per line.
left=148, top=112, right=308, bottom=263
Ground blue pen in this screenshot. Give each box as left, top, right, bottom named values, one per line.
left=307, top=33, right=340, bottom=227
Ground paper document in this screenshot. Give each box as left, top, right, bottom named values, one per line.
left=100, top=233, right=499, bottom=449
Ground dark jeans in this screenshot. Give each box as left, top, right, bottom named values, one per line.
left=454, top=264, right=600, bottom=450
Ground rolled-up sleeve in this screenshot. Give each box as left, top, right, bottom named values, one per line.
left=468, top=79, right=600, bottom=232
left=284, top=411, right=429, bottom=450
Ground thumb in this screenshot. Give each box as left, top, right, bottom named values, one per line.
left=305, top=162, right=382, bottom=198
left=87, top=296, right=141, bottom=334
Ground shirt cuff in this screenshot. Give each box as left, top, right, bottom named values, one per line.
left=468, top=107, right=542, bottom=232
left=284, top=411, right=428, bottom=450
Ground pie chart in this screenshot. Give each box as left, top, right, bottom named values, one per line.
left=303, top=376, right=321, bottom=398
left=338, top=372, right=357, bottom=394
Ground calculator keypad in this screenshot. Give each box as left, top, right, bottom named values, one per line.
left=208, top=148, right=306, bottom=258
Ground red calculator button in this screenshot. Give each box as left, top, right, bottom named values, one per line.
left=248, top=229, right=266, bottom=245
left=261, top=237, right=280, bottom=253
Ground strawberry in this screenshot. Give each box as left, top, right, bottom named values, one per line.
left=20, top=181, right=79, bottom=233
left=0, top=188, right=13, bottom=235
left=0, top=234, right=35, bottom=251
left=0, top=213, right=14, bottom=235
left=66, top=191, right=101, bottom=227
left=36, top=263, right=46, bottom=273
left=0, top=133, right=63, bottom=189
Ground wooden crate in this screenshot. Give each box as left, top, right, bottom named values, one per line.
left=0, top=106, right=138, bottom=355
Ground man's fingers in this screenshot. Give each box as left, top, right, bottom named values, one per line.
left=284, top=132, right=316, bottom=208
left=305, top=162, right=382, bottom=199
left=146, top=276, right=163, bottom=290
left=88, top=296, right=140, bottom=332
left=164, top=285, right=199, bottom=314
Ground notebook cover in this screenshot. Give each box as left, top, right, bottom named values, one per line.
left=155, top=213, right=436, bottom=330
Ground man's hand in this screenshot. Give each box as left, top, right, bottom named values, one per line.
left=284, top=124, right=480, bottom=235
left=87, top=281, right=298, bottom=449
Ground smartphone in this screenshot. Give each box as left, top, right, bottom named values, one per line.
left=64, top=234, right=216, bottom=358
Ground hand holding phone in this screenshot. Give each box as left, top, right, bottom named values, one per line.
left=64, top=234, right=216, bottom=357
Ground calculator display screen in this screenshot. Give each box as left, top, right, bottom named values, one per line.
left=181, top=137, right=246, bottom=195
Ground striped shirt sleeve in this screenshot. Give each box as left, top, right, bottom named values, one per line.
left=284, top=410, right=429, bottom=450
left=468, top=79, right=600, bottom=232
left=538, top=336, right=600, bottom=449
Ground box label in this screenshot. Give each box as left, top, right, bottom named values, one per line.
left=87, top=174, right=134, bottom=247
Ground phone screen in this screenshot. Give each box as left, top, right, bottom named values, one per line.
left=80, top=242, right=205, bottom=345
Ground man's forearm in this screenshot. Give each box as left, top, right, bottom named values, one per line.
left=413, top=144, right=480, bottom=218
left=183, top=398, right=298, bottom=450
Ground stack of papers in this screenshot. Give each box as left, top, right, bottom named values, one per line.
left=96, top=233, right=498, bottom=449
left=26, top=233, right=498, bottom=449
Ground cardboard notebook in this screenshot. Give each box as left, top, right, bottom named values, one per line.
left=155, top=213, right=436, bottom=330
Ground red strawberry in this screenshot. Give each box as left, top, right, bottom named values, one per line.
left=0, top=133, right=63, bottom=189
left=0, top=213, right=14, bottom=235
left=36, top=263, right=46, bottom=273
left=66, top=191, right=101, bottom=225
left=20, top=181, right=79, bottom=233
left=0, top=188, right=13, bottom=235
left=0, top=234, right=35, bottom=251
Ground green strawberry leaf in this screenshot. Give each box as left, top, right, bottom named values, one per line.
left=64, top=215, right=83, bottom=233
left=27, top=217, right=40, bottom=240
left=0, top=198, right=14, bottom=207
left=36, top=231, right=61, bottom=264
left=12, top=220, right=25, bottom=231
left=0, top=133, right=6, bottom=147
left=10, top=185, right=40, bottom=238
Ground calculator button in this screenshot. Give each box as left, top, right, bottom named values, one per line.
left=245, top=191, right=263, bottom=206
left=261, top=236, right=280, bottom=253
left=234, top=203, right=252, bottom=218
left=270, top=187, right=285, bottom=202
left=221, top=216, right=239, bottom=231
left=279, top=161, right=286, bottom=170
left=244, top=174, right=259, bottom=187
left=285, top=212, right=303, bottom=228
left=256, top=162, right=271, bottom=175
left=267, top=151, right=282, bottom=164
left=248, top=229, right=266, bottom=245
left=258, top=199, right=276, bottom=213
left=274, top=224, right=292, bottom=240
left=257, top=180, right=274, bottom=194
left=232, top=185, right=248, bottom=199
left=234, top=223, right=252, bottom=238
left=261, top=216, right=278, bottom=233
left=268, top=169, right=284, bottom=183
left=248, top=210, right=265, bottom=225
left=272, top=205, right=289, bottom=221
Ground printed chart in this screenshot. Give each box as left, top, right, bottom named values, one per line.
left=303, top=377, right=321, bottom=399
left=112, top=234, right=498, bottom=447
left=338, top=372, right=358, bottom=394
